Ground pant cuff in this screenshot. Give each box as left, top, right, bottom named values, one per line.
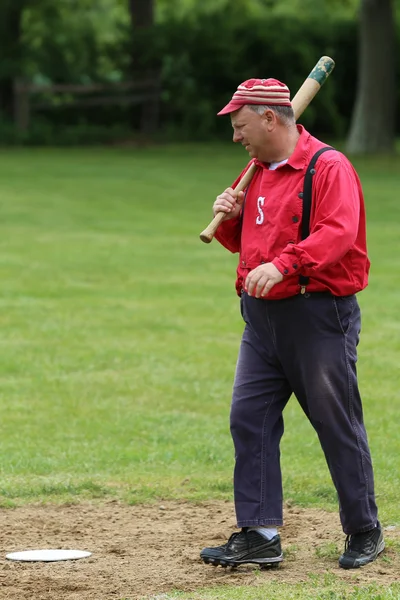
left=237, top=518, right=283, bottom=527
left=344, top=521, right=378, bottom=535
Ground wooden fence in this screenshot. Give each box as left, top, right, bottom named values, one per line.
left=13, top=77, right=161, bottom=133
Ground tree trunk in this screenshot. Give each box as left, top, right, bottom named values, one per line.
left=346, top=0, right=396, bottom=154
left=129, top=0, right=154, bottom=28
left=128, top=0, right=159, bottom=136
left=0, top=0, right=24, bottom=119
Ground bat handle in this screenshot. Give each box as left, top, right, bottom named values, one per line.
left=199, top=212, right=226, bottom=243
left=199, top=163, right=258, bottom=243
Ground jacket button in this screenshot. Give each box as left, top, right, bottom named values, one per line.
left=242, top=260, right=246, bottom=266
left=284, top=269, right=289, bottom=275
left=292, top=216, right=299, bottom=223
left=288, top=240, right=295, bottom=244
left=293, top=264, right=298, bottom=269
left=298, top=192, right=303, bottom=198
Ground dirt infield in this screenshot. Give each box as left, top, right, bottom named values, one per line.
left=0, top=501, right=398, bottom=599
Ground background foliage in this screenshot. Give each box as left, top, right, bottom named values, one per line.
left=0, top=0, right=398, bottom=144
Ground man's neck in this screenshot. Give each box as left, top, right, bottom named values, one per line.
left=260, top=125, right=300, bottom=163
left=273, top=126, right=300, bottom=162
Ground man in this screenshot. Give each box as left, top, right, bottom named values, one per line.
left=200, top=78, right=384, bottom=570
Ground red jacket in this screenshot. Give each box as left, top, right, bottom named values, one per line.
left=215, top=126, right=370, bottom=299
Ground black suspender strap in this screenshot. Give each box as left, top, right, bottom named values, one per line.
left=298, top=146, right=334, bottom=293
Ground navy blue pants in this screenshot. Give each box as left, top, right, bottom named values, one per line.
left=230, top=292, right=378, bottom=535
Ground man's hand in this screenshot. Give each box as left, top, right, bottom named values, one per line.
left=213, top=187, right=245, bottom=221
left=245, top=263, right=284, bottom=298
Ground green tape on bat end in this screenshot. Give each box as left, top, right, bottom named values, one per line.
left=308, top=56, right=335, bottom=86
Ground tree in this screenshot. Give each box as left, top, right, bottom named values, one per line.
left=0, top=0, right=26, bottom=119
left=129, top=0, right=154, bottom=27
left=346, top=0, right=397, bottom=154
left=128, top=0, right=160, bottom=134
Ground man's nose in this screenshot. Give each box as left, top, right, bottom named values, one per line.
left=233, top=130, right=242, bottom=143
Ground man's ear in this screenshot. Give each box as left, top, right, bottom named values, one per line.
left=263, top=109, right=275, bottom=130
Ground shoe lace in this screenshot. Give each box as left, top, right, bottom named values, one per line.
left=344, top=534, right=351, bottom=552
left=226, top=528, right=250, bottom=551
left=345, top=528, right=376, bottom=553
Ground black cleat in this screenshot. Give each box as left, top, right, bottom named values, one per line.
left=339, top=522, right=385, bottom=569
left=200, top=529, right=283, bottom=568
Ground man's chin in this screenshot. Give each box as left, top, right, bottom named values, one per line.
left=245, top=146, right=257, bottom=158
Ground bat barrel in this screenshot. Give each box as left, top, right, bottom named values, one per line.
left=291, top=56, right=335, bottom=121
left=307, top=56, right=335, bottom=86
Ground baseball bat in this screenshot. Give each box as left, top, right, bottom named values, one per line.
left=199, top=56, right=335, bottom=243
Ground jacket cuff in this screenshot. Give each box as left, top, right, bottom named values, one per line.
left=272, top=255, right=301, bottom=278
left=214, top=216, right=241, bottom=250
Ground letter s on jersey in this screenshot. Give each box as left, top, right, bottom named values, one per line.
left=256, top=196, right=265, bottom=225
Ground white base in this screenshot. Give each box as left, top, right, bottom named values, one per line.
left=6, top=549, right=92, bottom=562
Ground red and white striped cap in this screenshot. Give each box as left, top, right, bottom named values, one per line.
left=217, top=78, right=291, bottom=115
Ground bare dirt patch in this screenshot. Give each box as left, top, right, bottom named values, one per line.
left=0, top=501, right=398, bottom=599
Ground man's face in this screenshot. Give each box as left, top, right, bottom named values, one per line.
left=231, top=106, right=272, bottom=160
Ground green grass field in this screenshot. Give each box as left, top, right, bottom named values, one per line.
left=0, top=144, right=399, bottom=599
